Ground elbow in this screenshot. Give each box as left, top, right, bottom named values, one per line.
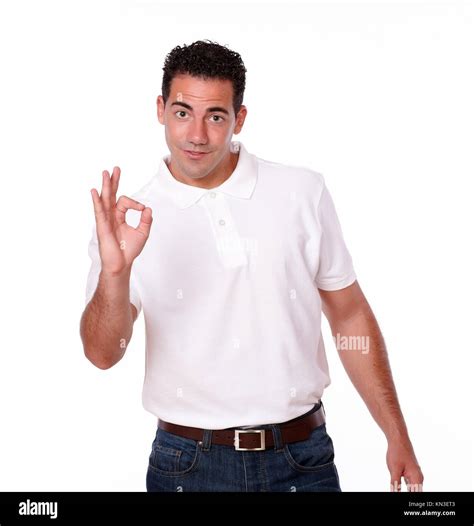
left=94, top=361, right=116, bottom=371
left=83, top=347, right=118, bottom=370
left=81, top=337, right=121, bottom=369
left=79, top=311, right=127, bottom=370
left=80, top=331, right=117, bottom=370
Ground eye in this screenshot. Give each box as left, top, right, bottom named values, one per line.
left=175, top=110, right=188, bottom=118
left=210, top=115, right=224, bottom=123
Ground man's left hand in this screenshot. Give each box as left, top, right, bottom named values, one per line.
left=387, top=439, right=424, bottom=491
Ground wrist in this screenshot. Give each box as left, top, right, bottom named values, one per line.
left=100, top=266, right=132, bottom=281
left=385, top=425, right=411, bottom=445
left=97, top=267, right=133, bottom=302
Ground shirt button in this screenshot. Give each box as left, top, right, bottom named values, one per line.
left=219, top=219, right=226, bottom=226
left=209, top=192, right=216, bottom=199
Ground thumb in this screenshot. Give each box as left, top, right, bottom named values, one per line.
left=136, top=207, right=153, bottom=238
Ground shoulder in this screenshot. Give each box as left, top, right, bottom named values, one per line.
left=255, top=152, right=326, bottom=196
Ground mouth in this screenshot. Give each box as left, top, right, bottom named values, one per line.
left=183, top=149, right=209, bottom=160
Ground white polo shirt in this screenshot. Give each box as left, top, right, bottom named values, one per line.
left=85, top=141, right=357, bottom=429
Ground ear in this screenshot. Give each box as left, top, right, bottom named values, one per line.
left=157, top=95, right=165, bottom=125
left=233, top=105, right=247, bottom=135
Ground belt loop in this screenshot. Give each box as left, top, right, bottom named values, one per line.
left=270, top=424, right=284, bottom=452
left=201, top=428, right=212, bottom=451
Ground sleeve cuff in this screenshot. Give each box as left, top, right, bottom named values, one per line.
left=315, top=272, right=357, bottom=291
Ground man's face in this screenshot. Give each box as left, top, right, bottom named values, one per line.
left=157, top=74, right=247, bottom=181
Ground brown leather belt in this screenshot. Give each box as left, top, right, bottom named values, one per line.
left=158, top=402, right=326, bottom=451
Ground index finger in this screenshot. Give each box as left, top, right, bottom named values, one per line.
left=115, top=195, right=145, bottom=225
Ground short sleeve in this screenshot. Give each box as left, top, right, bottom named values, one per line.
left=314, top=179, right=357, bottom=291
left=84, top=226, right=142, bottom=316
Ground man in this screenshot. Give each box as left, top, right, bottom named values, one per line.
left=80, top=40, right=423, bottom=492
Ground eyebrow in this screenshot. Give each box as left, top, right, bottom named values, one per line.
left=170, top=101, right=229, bottom=116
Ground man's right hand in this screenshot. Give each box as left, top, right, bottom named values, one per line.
left=90, top=166, right=153, bottom=275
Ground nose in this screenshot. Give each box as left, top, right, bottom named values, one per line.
left=186, top=118, right=208, bottom=147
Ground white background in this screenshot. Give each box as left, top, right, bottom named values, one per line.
left=0, top=0, right=472, bottom=491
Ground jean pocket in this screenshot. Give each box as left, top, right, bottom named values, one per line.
left=148, top=428, right=202, bottom=477
left=283, top=423, right=335, bottom=473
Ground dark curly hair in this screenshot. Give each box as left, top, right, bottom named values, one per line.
left=161, top=40, right=247, bottom=116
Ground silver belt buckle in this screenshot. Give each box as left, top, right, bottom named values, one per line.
left=234, top=429, right=266, bottom=451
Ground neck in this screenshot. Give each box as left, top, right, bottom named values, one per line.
left=167, top=150, right=239, bottom=189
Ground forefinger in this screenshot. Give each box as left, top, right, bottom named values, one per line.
left=115, top=195, right=145, bottom=225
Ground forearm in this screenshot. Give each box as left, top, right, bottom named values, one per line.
left=320, top=281, right=423, bottom=489
left=328, top=304, right=409, bottom=442
left=80, top=268, right=134, bottom=369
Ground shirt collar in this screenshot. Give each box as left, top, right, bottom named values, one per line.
left=155, top=141, right=258, bottom=209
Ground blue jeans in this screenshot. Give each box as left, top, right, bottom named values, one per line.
left=146, top=406, right=342, bottom=492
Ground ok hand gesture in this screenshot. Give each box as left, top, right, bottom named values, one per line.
left=90, top=166, right=153, bottom=275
